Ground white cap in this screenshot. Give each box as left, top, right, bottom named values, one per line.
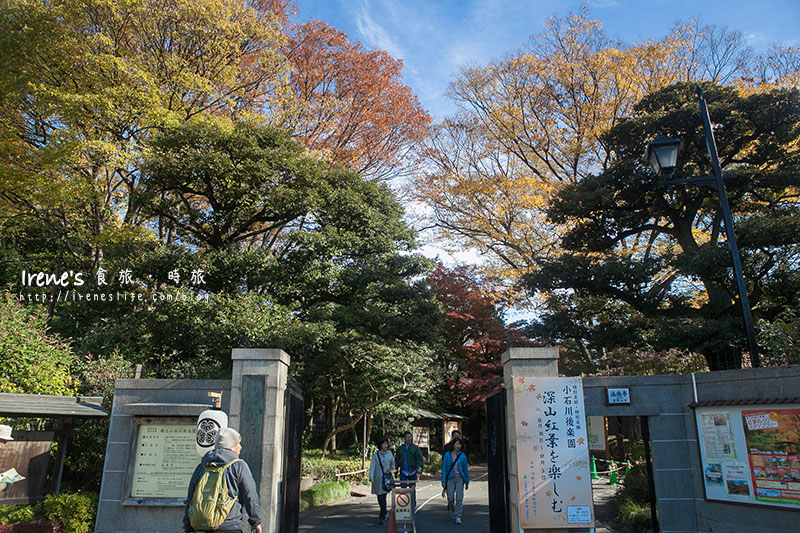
left=0, top=425, right=13, bottom=441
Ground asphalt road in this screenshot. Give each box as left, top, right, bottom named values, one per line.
left=298, top=467, right=636, bottom=533
left=299, top=466, right=490, bottom=533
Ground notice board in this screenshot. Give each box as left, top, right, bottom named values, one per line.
left=695, top=404, right=800, bottom=509
left=124, top=418, right=198, bottom=504
left=511, top=376, right=594, bottom=528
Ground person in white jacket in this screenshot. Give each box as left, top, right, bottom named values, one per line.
left=368, top=436, right=395, bottom=525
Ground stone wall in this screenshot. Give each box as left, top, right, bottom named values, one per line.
left=94, top=379, right=231, bottom=532
left=503, top=347, right=800, bottom=533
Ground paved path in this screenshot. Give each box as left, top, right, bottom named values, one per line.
left=299, top=466, right=490, bottom=533
left=299, top=468, right=637, bottom=533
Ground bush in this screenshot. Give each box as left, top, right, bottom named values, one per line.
left=617, top=464, right=649, bottom=504
left=299, top=481, right=351, bottom=513
left=612, top=465, right=653, bottom=530
left=0, top=504, right=43, bottom=524
left=43, top=492, right=98, bottom=533
left=0, top=492, right=97, bottom=533
left=614, top=497, right=652, bottom=531
left=426, top=451, right=442, bottom=474
left=301, top=449, right=367, bottom=484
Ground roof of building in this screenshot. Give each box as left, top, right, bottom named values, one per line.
left=0, top=393, right=107, bottom=418
left=414, top=408, right=468, bottom=421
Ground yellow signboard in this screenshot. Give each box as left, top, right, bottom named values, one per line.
left=130, top=424, right=198, bottom=498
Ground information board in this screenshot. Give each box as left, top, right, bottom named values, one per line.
left=130, top=423, right=198, bottom=499
left=512, top=376, right=594, bottom=528
left=586, top=416, right=607, bottom=452
left=695, top=404, right=800, bottom=509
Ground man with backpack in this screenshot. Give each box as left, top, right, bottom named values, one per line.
left=184, top=427, right=262, bottom=533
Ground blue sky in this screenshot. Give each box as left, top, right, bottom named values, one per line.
left=295, top=0, right=800, bottom=119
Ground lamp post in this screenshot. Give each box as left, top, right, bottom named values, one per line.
left=646, top=86, right=761, bottom=368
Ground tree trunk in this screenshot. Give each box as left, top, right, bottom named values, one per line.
left=320, top=389, right=412, bottom=458
left=325, top=396, right=338, bottom=453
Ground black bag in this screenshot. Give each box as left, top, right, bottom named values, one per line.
left=377, top=453, right=393, bottom=492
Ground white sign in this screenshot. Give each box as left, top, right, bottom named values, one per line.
left=394, top=490, right=412, bottom=521
left=567, top=505, right=592, bottom=523
left=512, top=376, right=595, bottom=529
left=606, top=388, right=630, bottom=405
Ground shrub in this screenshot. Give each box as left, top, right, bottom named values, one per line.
left=301, top=452, right=366, bottom=483
left=299, top=481, right=351, bottom=513
left=42, top=492, right=97, bottom=533
left=0, top=504, right=43, bottom=524
left=612, top=464, right=653, bottom=530
left=0, top=492, right=97, bottom=533
left=0, top=293, right=75, bottom=396
left=426, top=451, right=442, bottom=474
left=617, top=464, right=649, bottom=504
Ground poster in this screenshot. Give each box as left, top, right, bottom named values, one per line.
left=586, top=416, right=607, bottom=452
left=512, top=376, right=594, bottom=529
left=742, top=408, right=800, bottom=507
left=695, top=404, right=800, bottom=510
left=130, top=423, right=199, bottom=498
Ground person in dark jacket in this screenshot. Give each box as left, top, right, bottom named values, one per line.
left=442, top=429, right=469, bottom=457
left=395, top=430, right=424, bottom=510
left=184, top=427, right=262, bottom=533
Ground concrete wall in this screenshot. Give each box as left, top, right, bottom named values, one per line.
left=585, top=367, right=800, bottom=533
left=95, top=379, right=231, bottom=533
left=95, top=347, right=293, bottom=533
left=503, top=347, right=800, bottom=533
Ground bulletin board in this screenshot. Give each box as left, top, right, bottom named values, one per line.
left=695, top=404, right=800, bottom=509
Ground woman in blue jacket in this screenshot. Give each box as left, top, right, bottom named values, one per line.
left=441, top=437, right=469, bottom=524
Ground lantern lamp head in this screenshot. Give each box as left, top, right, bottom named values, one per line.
left=645, top=135, right=682, bottom=178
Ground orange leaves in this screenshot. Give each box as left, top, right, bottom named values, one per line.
left=283, top=21, right=430, bottom=181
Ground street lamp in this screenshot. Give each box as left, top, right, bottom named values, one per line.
left=646, top=86, right=761, bottom=368
left=644, top=136, right=681, bottom=179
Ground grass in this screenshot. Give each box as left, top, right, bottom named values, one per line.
left=302, top=448, right=369, bottom=484
left=299, top=480, right=352, bottom=513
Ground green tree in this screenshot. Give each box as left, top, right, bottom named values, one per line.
left=527, top=82, right=800, bottom=371
left=0, top=293, right=74, bottom=395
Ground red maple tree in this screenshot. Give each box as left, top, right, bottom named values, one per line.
left=428, top=263, right=525, bottom=409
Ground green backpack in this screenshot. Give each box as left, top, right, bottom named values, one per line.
left=188, top=458, right=242, bottom=531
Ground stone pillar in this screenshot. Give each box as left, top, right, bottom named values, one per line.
left=502, top=346, right=570, bottom=533
left=230, top=348, right=290, bottom=533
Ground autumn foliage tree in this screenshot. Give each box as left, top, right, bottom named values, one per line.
left=527, top=83, right=800, bottom=371
left=428, top=263, right=524, bottom=410
left=282, top=21, right=430, bottom=181
left=414, top=10, right=800, bottom=287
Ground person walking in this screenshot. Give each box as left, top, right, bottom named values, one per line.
left=441, top=437, right=469, bottom=525
left=442, top=429, right=469, bottom=456
left=184, top=427, right=262, bottom=533
left=395, top=430, right=424, bottom=510
left=368, top=437, right=395, bottom=525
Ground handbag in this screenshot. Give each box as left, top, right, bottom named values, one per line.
left=377, top=452, right=393, bottom=492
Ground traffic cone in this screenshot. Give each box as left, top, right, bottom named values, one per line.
left=609, top=460, right=618, bottom=485
left=386, top=509, right=397, bottom=533
left=591, top=456, right=599, bottom=480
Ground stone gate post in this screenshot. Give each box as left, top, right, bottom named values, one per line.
left=229, top=348, right=290, bottom=533
left=502, top=346, right=589, bottom=533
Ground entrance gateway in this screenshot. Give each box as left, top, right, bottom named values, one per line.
left=95, top=348, right=303, bottom=533
left=487, top=347, right=800, bottom=532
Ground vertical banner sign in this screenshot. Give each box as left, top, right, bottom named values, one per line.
left=512, top=376, right=594, bottom=528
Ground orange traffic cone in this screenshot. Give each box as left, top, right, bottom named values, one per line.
left=386, top=509, right=397, bottom=533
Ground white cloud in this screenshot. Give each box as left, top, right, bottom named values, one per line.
left=355, top=1, right=406, bottom=60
